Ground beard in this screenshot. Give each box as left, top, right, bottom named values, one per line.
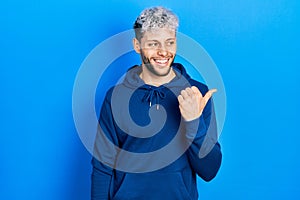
left=140, top=49, right=175, bottom=77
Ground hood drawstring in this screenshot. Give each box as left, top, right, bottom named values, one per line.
left=142, top=87, right=166, bottom=110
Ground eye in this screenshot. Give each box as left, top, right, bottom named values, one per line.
left=166, top=40, right=175, bottom=46
left=148, top=42, right=158, bottom=47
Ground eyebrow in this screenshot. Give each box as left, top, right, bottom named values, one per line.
left=145, top=38, right=176, bottom=42
left=145, top=40, right=159, bottom=43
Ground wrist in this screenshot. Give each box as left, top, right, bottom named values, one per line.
left=184, top=116, right=207, bottom=140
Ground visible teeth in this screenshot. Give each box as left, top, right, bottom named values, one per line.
left=155, top=59, right=168, bottom=64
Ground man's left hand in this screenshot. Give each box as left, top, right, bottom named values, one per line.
left=178, top=86, right=217, bottom=121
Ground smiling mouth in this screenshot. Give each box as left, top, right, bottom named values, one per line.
left=153, top=58, right=170, bottom=66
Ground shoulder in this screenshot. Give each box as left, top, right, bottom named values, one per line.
left=103, top=83, right=129, bottom=102
left=189, top=79, right=209, bottom=95
left=172, top=63, right=209, bottom=95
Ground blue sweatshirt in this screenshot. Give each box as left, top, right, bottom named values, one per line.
left=91, top=63, right=222, bottom=200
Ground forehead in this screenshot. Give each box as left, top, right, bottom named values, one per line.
left=141, top=28, right=176, bottom=41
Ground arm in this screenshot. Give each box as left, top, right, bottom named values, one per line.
left=178, top=86, right=222, bottom=181
left=183, top=99, right=222, bottom=181
left=91, top=157, right=112, bottom=200
left=92, top=95, right=119, bottom=199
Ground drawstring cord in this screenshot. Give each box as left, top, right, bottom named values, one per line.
left=142, top=88, right=166, bottom=110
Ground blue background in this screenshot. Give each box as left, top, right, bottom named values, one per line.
left=1, top=0, right=299, bottom=199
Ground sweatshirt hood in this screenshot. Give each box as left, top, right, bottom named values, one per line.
left=122, top=63, right=192, bottom=108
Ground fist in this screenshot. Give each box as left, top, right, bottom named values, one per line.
left=178, top=86, right=217, bottom=121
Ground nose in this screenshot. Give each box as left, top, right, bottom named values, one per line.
left=157, top=47, right=168, bottom=56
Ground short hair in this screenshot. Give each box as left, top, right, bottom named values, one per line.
left=133, top=6, right=179, bottom=41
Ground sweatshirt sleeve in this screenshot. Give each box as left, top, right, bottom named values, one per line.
left=91, top=94, right=119, bottom=199
left=184, top=98, right=222, bottom=182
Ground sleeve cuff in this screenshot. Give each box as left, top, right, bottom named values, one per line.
left=184, top=116, right=207, bottom=140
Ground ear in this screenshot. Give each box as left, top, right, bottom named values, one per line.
left=133, top=38, right=141, bottom=54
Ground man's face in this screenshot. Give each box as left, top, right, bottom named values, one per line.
left=134, top=28, right=177, bottom=77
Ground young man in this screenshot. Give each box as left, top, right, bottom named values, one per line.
left=92, top=6, right=222, bottom=200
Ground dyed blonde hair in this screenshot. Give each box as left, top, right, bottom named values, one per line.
left=133, top=6, right=179, bottom=41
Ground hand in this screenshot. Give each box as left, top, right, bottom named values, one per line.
left=178, top=86, right=217, bottom=121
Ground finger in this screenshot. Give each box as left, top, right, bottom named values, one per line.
left=185, top=87, right=194, bottom=96
left=191, top=86, right=203, bottom=98
left=178, top=104, right=183, bottom=111
left=178, top=95, right=184, bottom=104
left=203, top=89, right=217, bottom=104
left=180, top=90, right=189, bottom=100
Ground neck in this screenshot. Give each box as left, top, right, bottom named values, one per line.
left=139, top=65, right=176, bottom=87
